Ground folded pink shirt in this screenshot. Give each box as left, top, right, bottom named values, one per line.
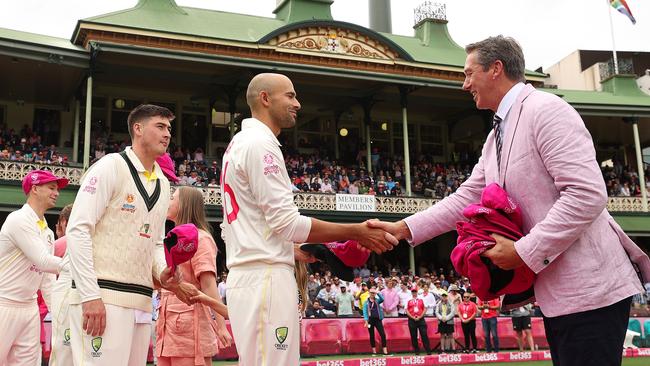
left=451, top=183, right=535, bottom=308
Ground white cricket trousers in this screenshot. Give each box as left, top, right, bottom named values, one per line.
left=48, top=285, right=72, bottom=366
left=69, top=303, right=150, bottom=366
left=0, top=298, right=40, bottom=366
left=227, top=263, right=299, bottom=366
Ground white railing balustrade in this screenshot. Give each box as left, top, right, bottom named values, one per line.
left=2, top=161, right=648, bottom=213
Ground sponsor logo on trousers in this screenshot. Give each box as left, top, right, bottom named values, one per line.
left=360, top=358, right=387, bottom=366
left=509, top=352, right=532, bottom=360
left=438, top=353, right=463, bottom=363
left=399, top=356, right=425, bottom=364
left=474, top=353, right=498, bottom=362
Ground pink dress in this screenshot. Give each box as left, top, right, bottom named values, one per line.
left=156, top=230, right=219, bottom=364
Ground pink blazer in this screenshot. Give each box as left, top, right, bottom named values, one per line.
left=405, top=84, right=650, bottom=317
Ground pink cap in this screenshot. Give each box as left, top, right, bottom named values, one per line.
left=156, top=153, right=179, bottom=183
left=164, top=224, right=199, bottom=274
left=22, top=170, right=69, bottom=195
left=324, top=240, right=370, bottom=267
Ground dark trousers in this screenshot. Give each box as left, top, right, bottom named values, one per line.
left=368, top=317, right=387, bottom=348
left=408, top=318, right=430, bottom=352
left=482, top=317, right=499, bottom=352
left=461, top=320, right=477, bottom=350
left=543, top=296, right=631, bottom=366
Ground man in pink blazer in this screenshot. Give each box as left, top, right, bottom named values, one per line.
left=370, top=35, right=650, bottom=366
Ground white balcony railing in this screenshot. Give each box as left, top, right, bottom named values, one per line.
left=1, top=160, right=648, bottom=214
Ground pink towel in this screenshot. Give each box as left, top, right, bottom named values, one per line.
left=451, top=183, right=535, bottom=304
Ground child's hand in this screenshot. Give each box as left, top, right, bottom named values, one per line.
left=190, top=290, right=211, bottom=304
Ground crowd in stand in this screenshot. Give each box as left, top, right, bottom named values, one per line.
left=0, top=125, right=69, bottom=165
left=2, top=126, right=650, bottom=199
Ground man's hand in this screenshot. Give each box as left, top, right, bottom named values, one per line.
left=366, top=219, right=412, bottom=242
left=482, top=233, right=525, bottom=270
left=354, top=222, right=398, bottom=254
left=82, top=298, right=106, bottom=336
left=294, top=244, right=317, bottom=263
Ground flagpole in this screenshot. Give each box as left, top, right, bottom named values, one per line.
left=607, top=0, right=620, bottom=74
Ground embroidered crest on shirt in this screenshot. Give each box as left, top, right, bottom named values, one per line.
left=121, top=193, right=137, bottom=213
left=138, top=223, right=151, bottom=238
left=263, top=153, right=281, bottom=176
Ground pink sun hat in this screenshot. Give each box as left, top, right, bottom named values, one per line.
left=22, top=169, right=69, bottom=195
left=164, top=223, right=199, bottom=274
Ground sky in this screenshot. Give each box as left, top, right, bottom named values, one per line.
left=0, top=0, right=648, bottom=70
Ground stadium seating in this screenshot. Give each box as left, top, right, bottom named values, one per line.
left=302, top=319, right=343, bottom=355
left=382, top=317, right=413, bottom=352
left=628, top=318, right=644, bottom=347
left=342, top=318, right=373, bottom=354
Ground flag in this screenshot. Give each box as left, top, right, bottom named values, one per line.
left=610, top=0, right=636, bottom=24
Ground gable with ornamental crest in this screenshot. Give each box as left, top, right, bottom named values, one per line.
left=260, top=21, right=413, bottom=62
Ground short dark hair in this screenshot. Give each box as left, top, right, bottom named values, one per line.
left=127, top=104, right=175, bottom=139
left=465, top=35, right=526, bottom=82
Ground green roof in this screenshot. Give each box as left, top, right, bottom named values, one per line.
left=0, top=27, right=86, bottom=53
left=543, top=88, right=650, bottom=108
left=76, top=0, right=285, bottom=43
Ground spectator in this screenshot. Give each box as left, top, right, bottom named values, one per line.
left=397, top=282, right=411, bottom=318
left=336, top=284, right=355, bottom=317
left=316, top=282, right=338, bottom=311
left=363, top=288, right=389, bottom=356
left=356, top=282, right=370, bottom=314
left=406, top=286, right=431, bottom=355
left=511, top=304, right=535, bottom=351
left=305, top=301, right=327, bottom=318
left=435, top=291, right=456, bottom=353
left=447, top=284, right=462, bottom=306
left=380, top=278, right=400, bottom=317
left=218, top=274, right=227, bottom=305
left=419, top=283, right=437, bottom=317
left=478, top=297, right=500, bottom=353
left=458, top=291, right=478, bottom=353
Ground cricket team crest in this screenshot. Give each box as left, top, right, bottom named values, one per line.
left=91, top=337, right=102, bottom=357
left=274, top=326, right=288, bottom=351
left=63, top=328, right=71, bottom=346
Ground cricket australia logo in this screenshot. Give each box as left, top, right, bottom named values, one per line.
left=91, top=337, right=102, bottom=357
left=63, top=328, right=71, bottom=346
left=274, top=326, right=288, bottom=351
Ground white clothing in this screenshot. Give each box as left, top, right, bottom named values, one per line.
left=419, top=292, right=437, bottom=316
left=0, top=299, right=40, bottom=366
left=66, top=147, right=169, bottom=312
left=0, top=204, right=61, bottom=306
left=227, top=264, right=299, bottom=366
left=220, top=118, right=311, bottom=269
left=494, top=82, right=525, bottom=141
left=69, top=304, right=150, bottom=366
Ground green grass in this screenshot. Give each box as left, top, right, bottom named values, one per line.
left=209, top=354, right=650, bottom=366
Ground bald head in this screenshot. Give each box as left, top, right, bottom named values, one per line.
left=246, top=73, right=291, bottom=110
left=245, top=73, right=301, bottom=135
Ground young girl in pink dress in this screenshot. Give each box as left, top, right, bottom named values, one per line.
left=156, top=187, right=231, bottom=366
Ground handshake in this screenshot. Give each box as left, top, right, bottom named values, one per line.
left=356, top=219, right=412, bottom=254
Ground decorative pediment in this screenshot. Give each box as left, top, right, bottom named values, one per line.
left=265, top=24, right=405, bottom=61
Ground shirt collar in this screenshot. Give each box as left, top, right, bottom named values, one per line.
left=23, top=203, right=46, bottom=231
left=241, top=118, right=282, bottom=147
left=495, top=82, right=525, bottom=121
left=124, top=146, right=161, bottom=182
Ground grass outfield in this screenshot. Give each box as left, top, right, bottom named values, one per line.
left=210, top=355, right=650, bottom=366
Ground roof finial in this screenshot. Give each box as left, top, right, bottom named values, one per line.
left=414, top=1, right=447, bottom=25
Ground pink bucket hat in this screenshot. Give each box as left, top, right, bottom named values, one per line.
left=156, top=153, right=179, bottom=183
left=22, top=169, right=69, bottom=195
left=300, top=240, right=369, bottom=281
left=164, top=223, right=199, bottom=274
left=324, top=240, right=370, bottom=268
